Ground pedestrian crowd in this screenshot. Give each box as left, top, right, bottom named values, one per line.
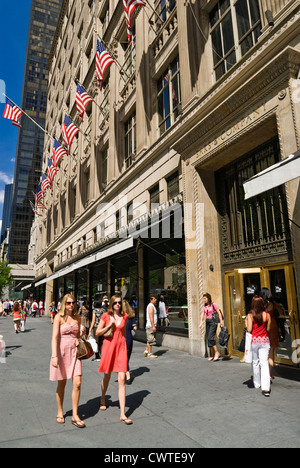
left=0, top=298, right=45, bottom=333
left=1, top=287, right=282, bottom=430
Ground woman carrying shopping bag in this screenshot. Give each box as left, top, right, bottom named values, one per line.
left=246, top=297, right=271, bottom=397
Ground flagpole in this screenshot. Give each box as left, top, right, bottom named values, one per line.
left=3, top=93, right=53, bottom=140
left=95, top=32, right=129, bottom=82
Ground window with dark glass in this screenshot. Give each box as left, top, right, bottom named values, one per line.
left=157, top=56, right=181, bottom=136
left=210, top=0, right=262, bottom=80
left=124, top=112, right=136, bottom=169
left=167, top=171, right=179, bottom=200
left=235, top=0, right=262, bottom=56
left=210, top=0, right=236, bottom=80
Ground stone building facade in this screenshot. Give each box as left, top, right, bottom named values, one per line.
left=32, top=0, right=300, bottom=364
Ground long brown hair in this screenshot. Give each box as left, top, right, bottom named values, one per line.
left=107, top=295, right=123, bottom=316
left=250, top=297, right=265, bottom=325
left=122, top=299, right=135, bottom=319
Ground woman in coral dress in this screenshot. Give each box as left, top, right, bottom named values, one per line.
left=96, top=295, right=132, bottom=425
left=50, top=294, right=85, bottom=428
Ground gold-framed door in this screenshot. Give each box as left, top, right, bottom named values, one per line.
left=225, top=263, right=299, bottom=366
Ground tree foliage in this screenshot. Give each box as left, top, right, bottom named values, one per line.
left=0, top=261, right=12, bottom=296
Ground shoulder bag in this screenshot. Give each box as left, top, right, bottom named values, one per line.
left=76, top=336, right=94, bottom=360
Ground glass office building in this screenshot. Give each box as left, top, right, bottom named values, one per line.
left=9, top=0, right=62, bottom=264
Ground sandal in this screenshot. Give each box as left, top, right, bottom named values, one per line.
left=72, top=419, right=86, bottom=428
left=100, top=400, right=107, bottom=411
left=120, top=417, right=133, bottom=425
left=56, top=416, right=65, bottom=424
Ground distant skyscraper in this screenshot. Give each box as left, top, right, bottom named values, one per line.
left=1, top=183, right=13, bottom=243
left=9, top=0, right=62, bottom=264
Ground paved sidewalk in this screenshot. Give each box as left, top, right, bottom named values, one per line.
left=0, top=315, right=300, bottom=449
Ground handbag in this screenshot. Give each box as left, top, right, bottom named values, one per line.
left=76, top=337, right=94, bottom=360
left=244, top=332, right=252, bottom=363
left=218, top=326, right=230, bottom=348
left=212, top=303, right=222, bottom=324
left=103, top=324, right=114, bottom=338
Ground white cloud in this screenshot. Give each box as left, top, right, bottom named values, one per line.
left=0, top=172, right=13, bottom=185
left=0, top=190, right=4, bottom=204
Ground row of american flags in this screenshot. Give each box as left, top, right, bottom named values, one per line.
left=2, top=0, right=146, bottom=217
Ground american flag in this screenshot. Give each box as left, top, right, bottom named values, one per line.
left=2, top=98, right=23, bottom=128
left=96, top=40, right=114, bottom=91
left=164, top=73, right=177, bottom=101
left=52, top=139, right=67, bottom=166
left=62, top=115, right=79, bottom=154
left=76, top=84, right=93, bottom=120
left=35, top=186, right=46, bottom=210
left=123, top=0, right=145, bottom=43
left=30, top=201, right=42, bottom=217
left=41, top=173, right=51, bottom=193
left=47, top=158, right=58, bottom=187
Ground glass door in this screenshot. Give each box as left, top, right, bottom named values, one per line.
left=262, top=264, right=299, bottom=366
left=225, top=263, right=299, bottom=365
left=225, top=270, right=261, bottom=356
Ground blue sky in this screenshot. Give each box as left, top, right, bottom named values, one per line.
left=0, top=2, right=31, bottom=228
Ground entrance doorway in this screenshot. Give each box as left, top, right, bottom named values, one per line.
left=225, top=263, right=299, bottom=366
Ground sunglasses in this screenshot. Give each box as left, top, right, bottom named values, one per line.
left=113, top=301, right=122, bottom=305
left=66, top=301, right=76, bottom=305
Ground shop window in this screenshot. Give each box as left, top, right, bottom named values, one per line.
left=147, top=239, right=187, bottom=335
left=91, top=262, right=108, bottom=303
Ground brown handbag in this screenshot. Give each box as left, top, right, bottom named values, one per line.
left=76, top=337, right=94, bottom=360
left=103, top=324, right=114, bottom=338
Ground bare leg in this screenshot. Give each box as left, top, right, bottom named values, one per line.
left=72, top=375, right=84, bottom=423
left=118, top=372, right=132, bottom=423
left=118, top=372, right=126, bottom=418
left=56, top=380, right=66, bottom=418
left=100, top=372, right=111, bottom=408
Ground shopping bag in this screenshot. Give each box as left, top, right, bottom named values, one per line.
left=87, top=336, right=98, bottom=353
left=244, top=332, right=252, bottom=363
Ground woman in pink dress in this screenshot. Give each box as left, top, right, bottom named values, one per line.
left=50, top=294, right=85, bottom=428
left=96, top=295, right=132, bottom=424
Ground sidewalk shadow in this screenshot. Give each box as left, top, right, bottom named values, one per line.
left=130, top=366, right=150, bottom=382
left=5, top=345, right=22, bottom=356
left=126, top=390, right=151, bottom=418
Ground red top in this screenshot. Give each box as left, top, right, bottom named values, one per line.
left=252, top=313, right=270, bottom=344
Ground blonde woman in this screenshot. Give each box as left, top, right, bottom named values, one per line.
left=50, top=294, right=85, bottom=428
left=96, top=295, right=132, bottom=425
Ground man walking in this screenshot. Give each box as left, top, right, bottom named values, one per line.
left=144, top=296, right=158, bottom=359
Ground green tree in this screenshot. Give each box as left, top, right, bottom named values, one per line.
left=0, top=261, right=12, bottom=296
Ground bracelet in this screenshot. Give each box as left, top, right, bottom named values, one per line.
left=52, top=356, right=57, bottom=359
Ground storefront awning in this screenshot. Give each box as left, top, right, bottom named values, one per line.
left=34, top=237, right=134, bottom=287
left=243, top=149, right=300, bottom=200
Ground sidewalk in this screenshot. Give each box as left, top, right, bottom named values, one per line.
left=0, top=315, right=299, bottom=449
